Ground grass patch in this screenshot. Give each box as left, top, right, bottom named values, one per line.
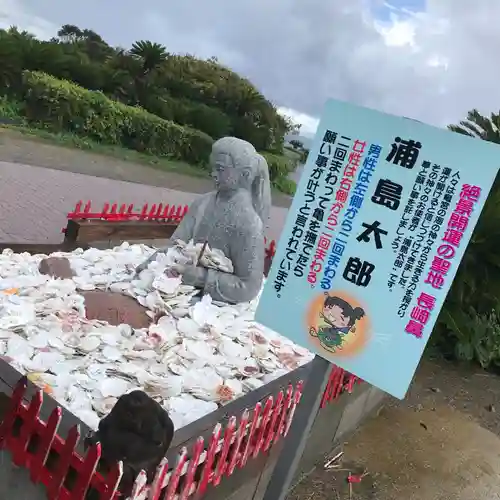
left=283, top=146, right=302, bottom=161
left=272, top=175, right=297, bottom=196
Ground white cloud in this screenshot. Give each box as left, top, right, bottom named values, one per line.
left=278, top=107, right=319, bottom=137
left=0, top=0, right=57, bottom=40
left=375, top=15, right=416, bottom=48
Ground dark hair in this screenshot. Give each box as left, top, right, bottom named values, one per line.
left=323, top=294, right=365, bottom=327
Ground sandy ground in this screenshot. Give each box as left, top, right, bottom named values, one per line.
left=1, top=133, right=500, bottom=499
left=290, top=358, right=500, bottom=499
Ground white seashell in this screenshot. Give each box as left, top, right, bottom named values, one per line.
left=167, top=393, right=218, bottom=423
left=100, top=332, right=121, bottom=346
left=242, top=377, right=264, bottom=392
left=127, top=349, right=157, bottom=360
left=181, top=339, right=214, bottom=361
left=27, top=352, right=65, bottom=372
left=109, top=282, right=131, bottom=294
left=176, top=317, right=204, bottom=339
left=223, top=378, right=243, bottom=398
left=99, top=378, right=130, bottom=398
left=102, top=346, right=122, bottom=361
left=293, top=344, right=311, bottom=357
left=152, top=275, right=182, bottom=295
left=92, top=396, right=118, bottom=415
left=190, top=295, right=214, bottom=325
left=79, top=336, right=101, bottom=352
left=28, top=333, right=50, bottom=349
left=0, top=329, right=12, bottom=339
left=238, top=357, right=260, bottom=377
left=170, top=307, right=190, bottom=318
left=47, top=336, right=66, bottom=350
left=218, top=339, right=250, bottom=359
left=7, top=335, right=34, bottom=360
left=51, top=360, right=83, bottom=376
left=168, top=362, right=187, bottom=376
left=252, top=343, right=271, bottom=359
left=183, top=367, right=223, bottom=401
left=144, top=375, right=183, bottom=398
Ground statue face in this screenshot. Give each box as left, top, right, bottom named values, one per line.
left=211, top=152, right=244, bottom=191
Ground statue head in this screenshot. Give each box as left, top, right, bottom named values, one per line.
left=210, top=137, right=271, bottom=224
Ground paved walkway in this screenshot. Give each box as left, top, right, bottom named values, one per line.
left=0, top=161, right=288, bottom=244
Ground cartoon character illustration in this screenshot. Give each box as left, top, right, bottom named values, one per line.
left=310, top=294, right=365, bottom=353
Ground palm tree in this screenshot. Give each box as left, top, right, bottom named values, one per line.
left=448, top=109, right=500, bottom=143
left=129, top=40, right=168, bottom=75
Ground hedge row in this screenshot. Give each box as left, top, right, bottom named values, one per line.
left=18, top=71, right=296, bottom=190
left=20, top=71, right=213, bottom=165
left=143, top=93, right=232, bottom=140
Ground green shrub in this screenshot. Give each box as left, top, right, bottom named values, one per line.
left=430, top=308, right=500, bottom=369
left=143, top=94, right=232, bottom=139
left=261, top=152, right=295, bottom=182
left=272, top=176, right=297, bottom=196
left=20, top=71, right=213, bottom=165
left=0, top=95, right=23, bottom=119
left=164, top=96, right=232, bottom=139
left=15, top=71, right=297, bottom=193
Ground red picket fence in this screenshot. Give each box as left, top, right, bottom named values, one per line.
left=65, top=201, right=189, bottom=224
left=62, top=201, right=278, bottom=262
left=0, top=368, right=361, bottom=499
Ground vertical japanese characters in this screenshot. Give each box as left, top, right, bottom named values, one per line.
left=405, top=184, right=482, bottom=338
left=273, top=130, right=349, bottom=296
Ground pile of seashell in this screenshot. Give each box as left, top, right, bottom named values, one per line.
left=0, top=241, right=313, bottom=431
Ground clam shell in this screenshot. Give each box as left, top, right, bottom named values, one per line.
left=79, top=336, right=101, bottom=352
left=99, top=378, right=130, bottom=398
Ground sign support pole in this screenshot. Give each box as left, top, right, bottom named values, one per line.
left=262, top=355, right=332, bottom=500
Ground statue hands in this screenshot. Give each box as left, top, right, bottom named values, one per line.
left=170, top=262, right=209, bottom=288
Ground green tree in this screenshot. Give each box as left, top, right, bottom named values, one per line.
left=129, top=40, right=168, bottom=75
left=290, top=139, right=303, bottom=150
left=57, top=24, right=83, bottom=43
left=0, top=24, right=300, bottom=156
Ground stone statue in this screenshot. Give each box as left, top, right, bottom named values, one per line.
left=136, top=137, right=271, bottom=304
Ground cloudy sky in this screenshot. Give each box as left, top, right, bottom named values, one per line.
left=1, top=0, right=497, bottom=136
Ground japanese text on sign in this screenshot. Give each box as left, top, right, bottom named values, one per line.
left=405, top=184, right=482, bottom=338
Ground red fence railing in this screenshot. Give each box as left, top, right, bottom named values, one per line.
left=0, top=368, right=359, bottom=499
left=61, top=201, right=278, bottom=263
left=0, top=376, right=304, bottom=499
